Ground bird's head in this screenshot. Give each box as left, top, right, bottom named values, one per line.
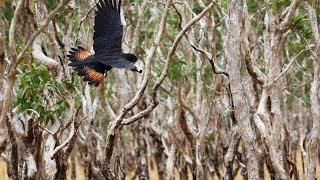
left=123, top=53, right=138, bottom=63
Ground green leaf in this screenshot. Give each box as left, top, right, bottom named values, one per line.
left=14, top=64, right=70, bottom=125
left=1, top=1, right=14, bottom=22
left=168, top=57, right=186, bottom=82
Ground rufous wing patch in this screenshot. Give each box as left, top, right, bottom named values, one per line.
left=67, top=46, right=92, bottom=62
left=83, top=66, right=104, bottom=86
left=74, top=46, right=92, bottom=61
left=68, top=46, right=105, bottom=86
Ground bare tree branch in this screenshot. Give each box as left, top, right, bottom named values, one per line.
left=102, top=0, right=173, bottom=176
left=178, top=85, right=201, bottom=126
left=32, top=39, right=60, bottom=69
left=153, top=1, right=216, bottom=91
left=16, top=0, right=71, bottom=64
left=8, top=0, right=25, bottom=58
left=272, top=49, right=307, bottom=83
left=51, top=121, right=75, bottom=158
left=0, top=0, right=70, bottom=140
left=279, top=0, right=300, bottom=31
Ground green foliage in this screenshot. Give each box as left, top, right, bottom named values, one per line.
left=220, top=0, right=227, bottom=10
left=247, top=0, right=260, bottom=14
left=205, top=133, right=213, bottom=146
left=137, top=8, right=153, bottom=56
left=290, top=11, right=307, bottom=28
left=46, top=0, right=60, bottom=11
left=139, top=25, right=154, bottom=52
left=289, top=10, right=312, bottom=40
left=14, top=64, right=70, bottom=125
left=167, top=56, right=205, bottom=84
left=294, top=68, right=304, bottom=82
left=1, top=1, right=14, bottom=22
left=64, top=81, right=78, bottom=92
left=167, top=12, right=180, bottom=36
left=203, top=66, right=213, bottom=84
left=189, top=57, right=198, bottom=80
left=192, top=3, right=202, bottom=14
left=289, top=40, right=305, bottom=53
left=267, top=0, right=291, bottom=13
left=55, top=9, right=69, bottom=25
left=152, top=66, right=162, bottom=78
left=130, top=0, right=143, bottom=4
left=302, top=94, right=310, bottom=106
left=106, top=82, right=116, bottom=101
left=168, top=57, right=186, bottom=82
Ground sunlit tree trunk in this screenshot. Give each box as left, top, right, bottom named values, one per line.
left=225, top=0, right=259, bottom=179
left=305, top=3, right=320, bottom=180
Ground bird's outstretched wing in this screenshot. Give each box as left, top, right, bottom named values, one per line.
left=68, top=0, right=141, bottom=86
left=98, top=58, right=141, bottom=73
left=67, top=46, right=106, bottom=86
left=94, top=0, right=123, bottom=55
left=69, top=54, right=141, bottom=73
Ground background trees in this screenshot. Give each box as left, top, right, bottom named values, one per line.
left=0, top=0, right=320, bottom=179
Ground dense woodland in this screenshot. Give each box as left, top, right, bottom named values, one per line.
left=0, top=0, right=320, bottom=179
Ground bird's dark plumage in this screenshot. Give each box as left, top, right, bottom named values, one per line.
left=67, top=0, right=141, bottom=86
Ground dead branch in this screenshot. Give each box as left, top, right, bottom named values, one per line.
left=15, top=0, right=71, bottom=64
left=6, top=114, right=19, bottom=180
left=32, top=39, right=59, bottom=69
left=153, top=1, right=216, bottom=91
left=188, top=41, right=228, bottom=77
left=267, top=49, right=307, bottom=87
left=51, top=121, right=76, bottom=158
left=279, top=0, right=300, bottom=31
left=101, top=0, right=173, bottom=176
left=223, top=126, right=240, bottom=180
left=178, top=85, right=201, bottom=128
left=0, top=33, right=5, bottom=93
left=0, top=0, right=71, bottom=143
left=8, top=0, right=25, bottom=58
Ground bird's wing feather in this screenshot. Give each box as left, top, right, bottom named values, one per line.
left=94, top=0, right=123, bottom=55
left=68, top=55, right=120, bottom=66
left=69, top=55, right=139, bottom=72
left=98, top=59, right=137, bottom=70
left=67, top=46, right=93, bottom=62
left=67, top=46, right=106, bottom=86
left=81, top=66, right=105, bottom=86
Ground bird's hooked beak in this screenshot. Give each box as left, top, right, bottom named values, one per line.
left=131, top=67, right=142, bottom=73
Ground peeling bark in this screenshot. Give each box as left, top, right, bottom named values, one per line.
left=225, top=0, right=259, bottom=179
left=305, top=3, right=320, bottom=180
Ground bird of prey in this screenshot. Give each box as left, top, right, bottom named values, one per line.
left=68, top=0, right=141, bottom=86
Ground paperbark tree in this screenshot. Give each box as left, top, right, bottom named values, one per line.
left=305, top=2, right=320, bottom=180
left=225, top=0, right=259, bottom=179
left=0, top=0, right=320, bottom=179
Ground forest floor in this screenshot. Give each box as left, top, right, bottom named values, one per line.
left=0, top=151, right=318, bottom=179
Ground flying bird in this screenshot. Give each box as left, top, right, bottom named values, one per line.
left=68, top=0, right=141, bottom=86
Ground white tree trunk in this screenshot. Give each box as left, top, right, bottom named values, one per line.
left=225, top=0, right=259, bottom=179
left=305, top=3, right=320, bottom=180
